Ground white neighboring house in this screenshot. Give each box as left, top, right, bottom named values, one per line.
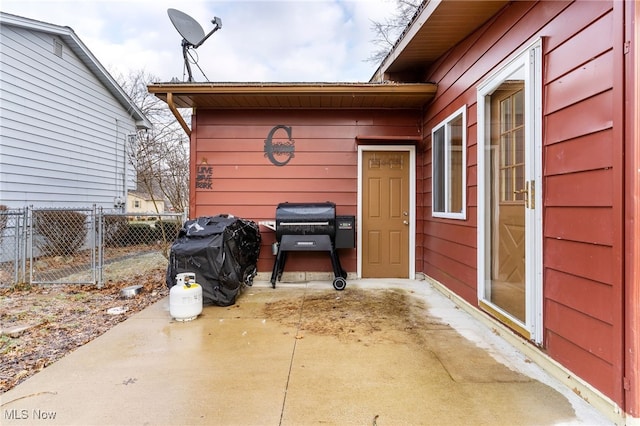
left=127, top=190, right=165, bottom=220
left=0, top=12, right=151, bottom=210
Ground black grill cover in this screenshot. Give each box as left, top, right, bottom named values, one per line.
left=166, top=215, right=261, bottom=306
left=275, top=202, right=336, bottom=241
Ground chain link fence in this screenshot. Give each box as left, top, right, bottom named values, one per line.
left=0, top=206, right=185, bottom=288
left=30, top=207, right=97, bottom=285
left=99, top=212, right=183, bottom=285
left=0, top=207, right=26, bottom=286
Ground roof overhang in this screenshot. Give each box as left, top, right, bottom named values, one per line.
left=372, top=0, right=509, bottom=82
left=148, top=82, right=437, bottom=109
left=148, top=82, right=437, bottom=136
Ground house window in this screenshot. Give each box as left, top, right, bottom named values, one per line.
left=495, top=88, right=526, bottom=203
left=53, top=38, right=63, bottom=57
left=134, top=200, right=140, bottom=208
left=432, top=105, right=466, bottom=219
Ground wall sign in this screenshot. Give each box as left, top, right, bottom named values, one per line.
left=196, top=160, right=213, bottom=189
left=264, top=125, right=295, bottom=166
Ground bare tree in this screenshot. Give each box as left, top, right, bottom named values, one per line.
left=155, top=129, right=189, bottom=214
left=367, top=0, right=421, bottom=64
left=116, top=70, right=190, bottom=214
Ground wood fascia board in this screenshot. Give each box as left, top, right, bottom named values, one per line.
left=148, top=83, right=437, bottom=110
left=149, top=83, right=436, bottom=96
left=167, top=92, right=191, bottom=137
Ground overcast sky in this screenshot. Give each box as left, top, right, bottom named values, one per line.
left=1, top=0, right=398, bottom=83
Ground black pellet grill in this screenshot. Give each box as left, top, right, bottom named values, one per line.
left=270, top=202, right=354, bottom=290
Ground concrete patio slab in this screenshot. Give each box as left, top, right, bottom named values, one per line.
left=1, top=279, right=613, bottom=425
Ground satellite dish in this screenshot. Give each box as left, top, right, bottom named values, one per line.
left=168, top=8, right=205, bottom=46
left=167, top=8, right=222, bottom=82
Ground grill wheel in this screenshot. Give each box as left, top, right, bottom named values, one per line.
left=333, top=276, right=347, bottom=291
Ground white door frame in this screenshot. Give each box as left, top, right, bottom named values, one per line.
left=477, top=39, right=543, bottom=343
left=357, top=145, right=416, bottom=280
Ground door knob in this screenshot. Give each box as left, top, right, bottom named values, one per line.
left=514, top=181, right=535, bottom=209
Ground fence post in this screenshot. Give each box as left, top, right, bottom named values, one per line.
left=90, top=205, right=96, bottom=286
left=97, top=206, right=104, bottom=288
left=19, top=209, right=24, bottom=283
left=27, top=205, right=33, bottom=284
left=11, top=209, right=20, bottom=283
left=20, top=208, right=27, bottom=283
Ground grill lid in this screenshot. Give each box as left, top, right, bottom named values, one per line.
left=275, top=202, right=336, bottom=241
left=276, top=202, right=335, bottom=219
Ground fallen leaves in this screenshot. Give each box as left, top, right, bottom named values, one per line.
left=0, top=267, right=168, bottom=392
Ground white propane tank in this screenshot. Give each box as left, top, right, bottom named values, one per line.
left=170, top=273, right=203, bottom=321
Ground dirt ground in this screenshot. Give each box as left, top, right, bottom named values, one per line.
left=0, top=267, right=168, bottom=393
left=264, top=287, right=440, bottom=345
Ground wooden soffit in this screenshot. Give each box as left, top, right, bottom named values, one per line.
left=148, top=82, right=437, bottom=110
left=373, top=0, right=509, bottom=81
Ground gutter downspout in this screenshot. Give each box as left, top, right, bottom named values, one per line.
left=167, top=92, right=191, bottom=137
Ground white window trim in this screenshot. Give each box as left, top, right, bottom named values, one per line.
left=431, top=105, right=467, bottom=220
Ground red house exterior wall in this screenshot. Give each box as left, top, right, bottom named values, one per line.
left=419, top=0, right=625, bottom=407
left=181, top=0, right=638, bottom=417
left=189, top=108, right=421, bottom=275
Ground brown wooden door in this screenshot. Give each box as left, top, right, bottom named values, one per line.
left=362, top=151, right=410, bottom=278
left=489, top=85, right=526, bottom=322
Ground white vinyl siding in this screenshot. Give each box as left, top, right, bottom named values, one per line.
left=0, top=21, right=139, bottom=209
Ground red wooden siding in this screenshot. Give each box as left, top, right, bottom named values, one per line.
left=419, top=0, right=624, bottom=405
left=543, top=1, right=623, bottom=406
left=191, top=108, right=421, bottom=274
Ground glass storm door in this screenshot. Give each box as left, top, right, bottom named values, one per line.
left=478, top=40, right=542, bottom=342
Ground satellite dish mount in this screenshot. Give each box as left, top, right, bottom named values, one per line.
left=168, top=8, right=222, bottom=82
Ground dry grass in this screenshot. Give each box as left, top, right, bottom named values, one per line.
left=0, top=268, right=168, bottom=392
